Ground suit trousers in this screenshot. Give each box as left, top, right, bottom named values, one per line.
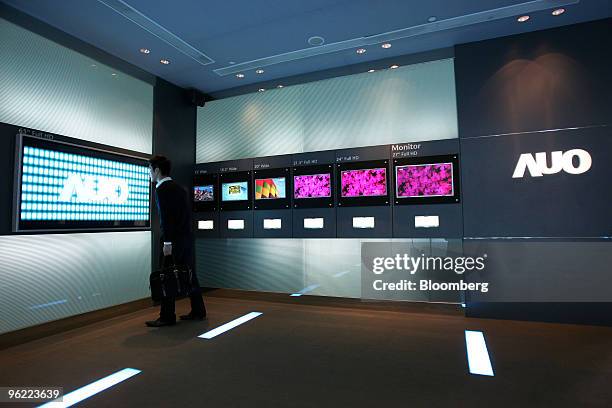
left=159, top=241, right=206, bottom=321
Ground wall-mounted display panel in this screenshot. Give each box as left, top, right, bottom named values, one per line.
left=194, top=211, right=220, bottom=238
left=336, top=160, right=390, bottom=207
left=393, top=154, right=460, bottom=205
left=292, top=164, right=334, bottom=209
left=13, top=131, right=150, bottom=232
left=219, top=171, right=252, bottom=211
left=193, top=173, right=218, bottom=212
left=253, top=167, right=291, bottom=210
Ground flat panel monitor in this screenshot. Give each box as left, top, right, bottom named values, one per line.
left=393, top=154, right=460, bottom=205
left=222, top=181, right=249, bottom=201
left=253, top=167, right=291, bottom=210
left=292, top=164, right=334, bottom=209
left=219, top=171, right=252, bottom=211
left=14, top=132, right=151, bottom=232
left=336, top=160, right=390, bottom=207
left=193, top=172, right=218, bottom=212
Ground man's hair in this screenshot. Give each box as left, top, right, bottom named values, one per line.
left=148, top=155, right=172, bottom=176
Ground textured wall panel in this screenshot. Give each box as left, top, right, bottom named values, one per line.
left=196, top=59, right=457, bottom=162
left=0, top=18, right=153, bottom=153
left=0, top=232, right=151, bottom=334
left=0, top=18, right=153, bottom=335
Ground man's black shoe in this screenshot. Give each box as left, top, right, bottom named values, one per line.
left=145, top=319, right=176, bottom=327
left=179, top=312, right=206, bottom=321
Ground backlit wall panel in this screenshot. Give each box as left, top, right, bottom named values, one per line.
left=197, top=58, right=457, bottom=162
left=0, top=17, right=153, bottom=153
left=0, top=17, right=153, bottom=335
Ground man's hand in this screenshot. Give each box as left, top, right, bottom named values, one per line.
left=163, top=242, right=172, bottom=256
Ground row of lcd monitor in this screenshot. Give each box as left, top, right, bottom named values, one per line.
left=194, top=154, right=460, bottom=212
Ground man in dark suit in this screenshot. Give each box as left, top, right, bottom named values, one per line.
left=146, top=155, right=206, bottom=327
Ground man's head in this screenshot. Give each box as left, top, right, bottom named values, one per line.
left=148, top=155, right=171, bottom=183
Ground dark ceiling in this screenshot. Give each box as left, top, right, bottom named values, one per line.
left=1, top=0, right=610, bottom=95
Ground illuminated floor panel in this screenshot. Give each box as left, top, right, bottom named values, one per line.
left=37, top=368, right=141, bottom=407
left=198, top=312, right=262, bottom=339
left=465, top=330, right=494, bottom=376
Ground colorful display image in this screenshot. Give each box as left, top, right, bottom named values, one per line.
left=294, top=173, right=331, bottom=199
left=396, top=163, right=454, bottom=198
left=340, top=168, right=387, bottom=197
left=255, top=177, right=286, bottom=200
left=194, top=185, right=214, bottom=202
left=221, top=181, right=248, bottom=201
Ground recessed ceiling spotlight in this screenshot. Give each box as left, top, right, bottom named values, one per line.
left=258, top=88, right=265, bottom=92
left=308, top=36, right=325, bottom=46
left=160, top=59, right=170, bottom=65
left=356, top=48, right=366, bottom=54
left=236, top=73, right=245, bottom=78
left=552, top=8, right=565, bottom=16
left=139, top=48, right=150, bottom=54
left=381, top=43, right=391, bottom=49
left=517, top=15, right=530, bottom=22
left=229, top=61, right=236, bottom=65
left=111, top=73, right=117, bottom=76
left=277, top=85, right=284, bottom=88
left=255, top=69, right=264, bottom=74
left=90, top=64, right=97, bottom=68
left=390, top=64, right=399, bottom=69
left=368, top=69, right=376, bottom=73
left=428, top=16, right=437, bottom=22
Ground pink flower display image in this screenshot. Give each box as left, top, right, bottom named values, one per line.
left=341, top=168, right=387, bottom=197
left=294, top=173, right=331, bottom=198
left=396, top=163, right=453, bottom=198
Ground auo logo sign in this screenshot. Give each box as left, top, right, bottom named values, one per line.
left=512, top=149, right=592, bottom=178
left=59, top=174, right=130, bottom=204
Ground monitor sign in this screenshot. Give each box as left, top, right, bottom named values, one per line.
left=19, top=145, right=150, bottom=223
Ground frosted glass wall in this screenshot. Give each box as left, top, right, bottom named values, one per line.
left=195, top=58, right=459, bottom=301
left=196, top=58, right=457, bottom=162
left=0, top=17, right=153, bottom=335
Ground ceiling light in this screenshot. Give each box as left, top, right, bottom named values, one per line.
left=552, top=8, right=565, bottom=16
left=160, top=59, right=170, bottom=65
left=517, top=15, right=530, bottom=22
left=277, top=85, right=283, bottom=88
left=381, top=43, right=391, bottom=49
left=390, top=64, right=399, bottom=69
left=236, top=73, right=245, bottom=78
left=368, top=69, right=375, bottom=73
left=308, top=36, right=325, bottom=46
left=255, top=69, right=264, bottom=74
left=139, top=48, right=150, bottom=54
left=258, top=88, right=265, bottom=92
left=111, top=73, right=117, bottom=76
left=356, top=48, right=366, bottom=54
left=428, top=16, right=437, bottom=22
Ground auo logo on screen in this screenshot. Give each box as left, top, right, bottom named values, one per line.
left=512, top=149, right=592, bottom=178
left=59, top=174, right=130, bottom=204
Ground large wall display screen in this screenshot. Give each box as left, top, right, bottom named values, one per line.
left=336, top=160, right=390, bottom=207
left=253, top=168, right=291, bottom=210
left=292, top=164, right=334, bottom=208
left=219, top=171, right=252, bottom=211
left=14, top=134, right=151, bottom=231
left=393, top=154, right=460, bottom=205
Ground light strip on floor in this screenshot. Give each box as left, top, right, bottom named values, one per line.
left=198, top=312, right=262, bottom=339
left=37, top=368, right=141, bottom=407
left=465, top=330, right=494, bottom=376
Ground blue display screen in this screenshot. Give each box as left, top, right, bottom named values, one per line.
left=17, top=135, right=150, bottom=230
left=221, top=181, right=248, bottom=201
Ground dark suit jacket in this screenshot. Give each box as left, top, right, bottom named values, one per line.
left=155, top=179, right=194, bottom=266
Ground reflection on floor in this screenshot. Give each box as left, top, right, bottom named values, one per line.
left=1, top=294, right=612, bottom=407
